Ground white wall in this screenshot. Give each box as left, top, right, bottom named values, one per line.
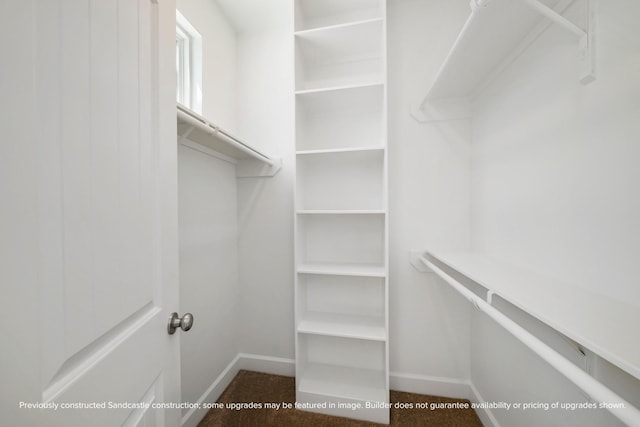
left=178, top=146, right=240, bottom=417
left=471, top=0, right=640, bottom=306
left=387, top=0, right=473, bottom=389
left=175, top=0, right=241, bottom=421
left=469, top=1, right=640, bottom=425
left=235, top=19, right=296, bottom=360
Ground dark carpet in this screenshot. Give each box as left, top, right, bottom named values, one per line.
left=198, top=370, right=483, bottom=427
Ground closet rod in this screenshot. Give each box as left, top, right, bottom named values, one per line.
left=177, top=106, right=277, bottom=166
left=416, top=254, right=640, bottom=427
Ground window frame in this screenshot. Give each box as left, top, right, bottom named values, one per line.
left=176, top=10, right=202, bottom=114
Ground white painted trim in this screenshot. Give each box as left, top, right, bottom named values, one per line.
left=180, top=354, right=295, bottom=427
left=389, top=371, right=470, bottom=400
left=181, top=354, right=491, bottom=427
left=180, top=354, right=242, bottom=427
left=468, top=382, right=501, bottom=427
left=175, top=10, right=202, bottom=114
left=236, top=353, right=296, bottom=377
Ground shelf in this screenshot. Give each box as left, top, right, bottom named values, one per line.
left=296, top=149, right=384, bottom=210
left=295, top=81, right=383, bottom=96
left=298, top=363, right=387, bottom=403
left=423, top=250, right=640, bottom=381
left=295, top=19, right=383, bottom=91
left=297, top=146, right=384, bottom=156
left=176, top=104, right=281, bottom=176
left=294, top=0, right=383, bottom=32
left=296, top=84, right=384, bottom=152
left=297, top=210, right=385, bottom=215
left=298, top=312, right=386, bottom=341
left=413, top=0, right=594, bottom=121
left=297, top=214, right=384, bottom=266
left=297, top=263, right=385, bottom=278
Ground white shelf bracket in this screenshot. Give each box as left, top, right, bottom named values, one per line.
left=409, top=251, right=432, bottom=272
left=410, top=97, right=471, bottom=123
left=236, top=157, right=282, bottom=178
left=177, top=124, right=195, bottom=144
left=521, top=0, right=596, bottom=84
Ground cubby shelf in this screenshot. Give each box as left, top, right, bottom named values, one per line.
left=295, top=19, right=383, bottom=91
left=298, top=312, right=386, bottom=341
left=296, top=149, right=384, bottom=211
left=295, top=0, right=383, bottom=32
left=295, top=18, right=383, bottom=37
left=298, top=363, right=387, bottom=403
left=297, top=146, right=384, bottom=156
left=297, top=210, right=385, bottom=215
left=296, top=83, right=384, bottom=152
left=297, top=263, right=386, bottom=278
left=295, top=81, right=383, bottom=96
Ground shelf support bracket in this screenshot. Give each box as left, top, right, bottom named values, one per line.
left=409, top=251, right=433, bottom=273
left=521, top=0, right=595, bottom=84
left=410, top=97, right=471, bottom=123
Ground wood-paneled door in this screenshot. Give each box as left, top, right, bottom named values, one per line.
left=0, top=0, right=181, bottom=425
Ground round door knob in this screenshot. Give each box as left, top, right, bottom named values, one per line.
left=168, top=312, right=194, bottom=334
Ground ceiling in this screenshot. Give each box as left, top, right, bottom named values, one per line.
left=215, top=0, right=291, bottom=33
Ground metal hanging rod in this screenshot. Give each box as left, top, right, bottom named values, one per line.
left=415, top=253, right=640, bottom=427
left=177, top=104, right=277, bottom=166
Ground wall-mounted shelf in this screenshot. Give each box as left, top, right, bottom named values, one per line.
left=298, top=313, right=386, bottom=341
left=295, top=19, right=384, bottom=91
left=296, top=83, right=384, bottom=152
left=412, top=250, right=640, bottom=381
left=294, top=0, right=383, bottom=32
left=297, top=263, right=386, bottom=278
left=297, top=210, right=385, bottom=215
left=176, top=104, right=282, bottom=177
left=411, top=0, right=595, bottom=122
left=411, top=249, right=640, bottom=426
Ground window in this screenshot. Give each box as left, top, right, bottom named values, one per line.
left=176, top=10, right=202, bottom=114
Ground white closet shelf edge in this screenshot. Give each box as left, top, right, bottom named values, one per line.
left=419, top=249, right=640, bottom=382
left=176, top=103, right=279, bottom=166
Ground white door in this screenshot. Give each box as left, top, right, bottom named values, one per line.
left=0, top=1, right=181, bottom=426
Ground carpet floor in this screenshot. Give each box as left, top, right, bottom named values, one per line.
left=198, top=370, right=483, bottom=427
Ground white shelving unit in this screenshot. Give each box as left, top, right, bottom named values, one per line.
left=294, top=0, right=389, bottom=423
left=176, top=103, right=282, bottom=177
left=411, top=0, right=595, bottom=122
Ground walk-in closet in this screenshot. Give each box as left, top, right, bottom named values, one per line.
left=2, top=0, right=639, bottom=426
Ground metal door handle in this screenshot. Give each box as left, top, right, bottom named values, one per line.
left=168, top=312, right=194, bottom=334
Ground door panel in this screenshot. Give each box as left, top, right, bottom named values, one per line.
left=0, top=0, right=179, bottom=425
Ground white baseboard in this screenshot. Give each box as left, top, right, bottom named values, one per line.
left=468, top=382, right=500, bottom=427
left=180, top=353, right=295, bottom=427
left=182, top=355, right=497, bottom=427
left=181, top=354, right=242, bottom=427
left=236, top=353, right=295, bottom=377
left=389, top=371, right=471, bottom=400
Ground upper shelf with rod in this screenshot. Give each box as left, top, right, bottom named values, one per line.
left=177, top=103, right=282, bottom=177
left=411, top=0, right=595, bottom=122
left=410, top=250, right=640, bottom=383
left=410, top=249, right=640, bottom=427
